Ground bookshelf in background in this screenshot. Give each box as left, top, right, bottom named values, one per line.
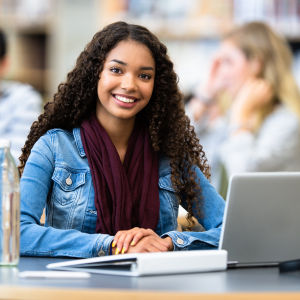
left=0, top=0, right=54, bottom=101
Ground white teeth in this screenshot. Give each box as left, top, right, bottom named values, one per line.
left=114, top=95, right=136, bottom=103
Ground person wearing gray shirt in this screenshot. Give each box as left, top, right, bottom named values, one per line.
left=0, top=30, right=42, bottom=164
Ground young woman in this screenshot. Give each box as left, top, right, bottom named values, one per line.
left=187, top=22, right=300, bottom=193
left=19, top=22, right=225, bottom=257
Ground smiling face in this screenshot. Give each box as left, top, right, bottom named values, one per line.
left=96, top=39, right=155, bottom=123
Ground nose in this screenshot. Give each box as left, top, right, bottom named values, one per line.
left=120, top=74, right=137, bottom=92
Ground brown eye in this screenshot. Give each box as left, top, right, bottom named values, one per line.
left=140, top=74, right=151, bottom=80
left=110, top=67, right=122, bottom=74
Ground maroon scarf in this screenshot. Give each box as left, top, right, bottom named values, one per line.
left=80, top=114, right=160, bottom=235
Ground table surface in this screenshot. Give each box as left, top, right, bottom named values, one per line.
left=1, top=257, right=300, bottom=300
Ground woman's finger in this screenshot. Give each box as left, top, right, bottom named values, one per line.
left=122, top=229, right=156, bottom=253
left=112, top=230, right=126, bottom=248
left=130, top=229, right=155, bottom=246
left=116, top=231, right=135, bottom=254
left=119, top=228, right=145, bottom=253
left=113, top=227, right=140, bottom=250
left=141, top=236, right=169, bottom=252
left=126, top=236, right=168, bottom=254
left=121, top=232, right=137, bottom=253
left=146, top=246, right=161, bottom=253
left=150, top=238, right=169, bottom=252
left=138, top=237, right=163, bottom=253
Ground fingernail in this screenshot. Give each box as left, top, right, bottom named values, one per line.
left=115, top=248, right=119, bottom=255
left=130, top=241, right=135, bottom=246
left=121, top=247, right=125, bottom=254
left=112, top=241, right=116, bottom=248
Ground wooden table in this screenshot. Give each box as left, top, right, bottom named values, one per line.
left=1, top=257, right=300, bottom=300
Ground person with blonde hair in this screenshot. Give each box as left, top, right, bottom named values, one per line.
left=186, top=22, right=300, bottom=194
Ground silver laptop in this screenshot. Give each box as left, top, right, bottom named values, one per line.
left=219, top=172, right=300, bottom=267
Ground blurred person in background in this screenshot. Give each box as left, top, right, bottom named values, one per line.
left=0, top=29, right=42, bottom=164
left=186, top=22, right=300, bottom=196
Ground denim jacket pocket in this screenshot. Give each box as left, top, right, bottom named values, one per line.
left=51, top=166, right=86, bottom=206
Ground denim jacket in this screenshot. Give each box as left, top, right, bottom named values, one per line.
left=20, top=128, right=225, bottom=258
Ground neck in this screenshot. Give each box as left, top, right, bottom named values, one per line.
left=96, top=104, right=135, bottom=161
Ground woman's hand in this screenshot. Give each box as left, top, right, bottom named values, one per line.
left=189, top=97, right=209, bottom=122
left=112, top=227, right=172, bottom=254
left=190, top=54, right=225, bottom=122
left=123, top=236, right=173, bottom=254
left=197, top=53, right=225, bottom=99
left=230, top=78, right=274, bottom=124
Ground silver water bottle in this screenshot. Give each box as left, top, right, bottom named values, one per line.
left=0, top=139, right=20, bottom=266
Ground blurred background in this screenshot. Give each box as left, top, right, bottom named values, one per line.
left=1, top=0, right=300, bottom=102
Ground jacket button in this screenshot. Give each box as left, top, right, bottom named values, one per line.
left=98, top=250, right=105, bottom=257
left=66, top=174, right=72, bottom=186
left=177, top=237, right=184, bottom=245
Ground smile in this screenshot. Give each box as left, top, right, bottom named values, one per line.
left=113, top=94, right=139, bottom=103
left=112, top=94, right=140, bottom=108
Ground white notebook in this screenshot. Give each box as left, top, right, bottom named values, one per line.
left=47, top=250, right=227, bottom=277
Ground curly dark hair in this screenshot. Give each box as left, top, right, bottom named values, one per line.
left=19, top=21, right=210, bottom=230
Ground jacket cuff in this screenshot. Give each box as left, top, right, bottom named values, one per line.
left=161, top=231, right=189, bottom=251
left=92, top=234, right=114, bottom=257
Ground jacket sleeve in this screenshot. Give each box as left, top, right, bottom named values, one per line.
left=161, top=166, right=225, bottom=251
left=20, top=132, right=113, bottom=258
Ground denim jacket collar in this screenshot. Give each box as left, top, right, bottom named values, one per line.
left=73, top=128, right=86, bottom=158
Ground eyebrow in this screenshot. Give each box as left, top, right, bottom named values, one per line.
left=110, top=59, right=154, bottom=71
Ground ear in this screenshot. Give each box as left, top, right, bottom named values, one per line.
left=249, top=58, right=262, bottom=77
left=0, top=56, right=9, bottom=78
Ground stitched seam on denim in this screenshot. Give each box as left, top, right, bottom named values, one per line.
left=52, top=186, right=78, bottom=206
left=52, top=130, right=58, bottom=162
left=47, top=131, right=55, bottom=162
left=73, top=128, right=86, bottom=157
left=68, top=188, right=81, bottom=229
left=80, top=181, right=93, bottom=232
left=48, top=193, right=54, bottom=227
left=158, top=177, right=176, bottom=192
left=95, top=235, right=102, bottom=256
left=54, top=164, right=89, bottom=173
left=73, top=128, right=81, bottom=156
left=158, top=183, right=176, bottom=192
left=159, top=169, right=172, bottom=177
left=162, top=190, right=177, bottom=230
left=48, top=131, right=55, bottom=227
left=88, top=205, right=97, bottom=233
left=46, top=131, right=55, bottom=169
